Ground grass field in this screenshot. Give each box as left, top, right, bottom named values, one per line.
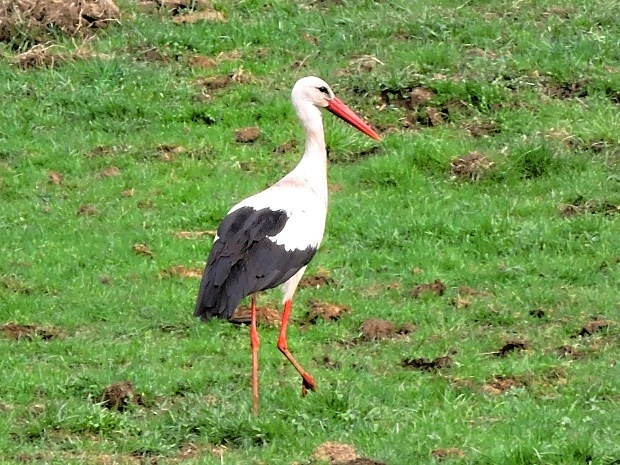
left=1, top=0, right=619, bottom=463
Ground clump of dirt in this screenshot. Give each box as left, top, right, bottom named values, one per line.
left=379, top=86, right=469, bottom=129
left=132, top=243, right=155, bottom=258
left=327, top=145, right=382, bottom=164
left=160, top=265, right=203, bottom=279
left=100, top=165, right=122, bottom=177
left=101, top=381, right=140, bottom=411
left=493, top=340, right=528, bottom=357
left=543, top=79, right=589, bottom=99
left=401, top=351, right=454, bottom=371
left=358, top=319, right=416, bottom=341
left=174, top=229, right=217, bottom=239
left=196, top=68, right=249, bottom=96
left=432, top=448, right=466, bottom=460
left=359, top=318, right=395, bottom=340
left=77, top=204, right=100, bottom=216
left=410, top=279, right=446, bottom=298
left=575, top=320, right=609, bottom=337
left=312, top=441, right=358, bottom=463
left=315, top=354, right=341, bottom=370
left=482, top=375, right=524, bottom=395
left=450, top=151, right=495, bottom=181
left=233, top=127, right=260, bottom=143
left=299, top=269, right=333, bottom=288
left=1, top=322, right=60, bottom=340
left=0, top=0, right=120, bottom=48
left=556, top=344, right=584, bottom=359
left=273, top=140, right=297, bottom=154
left=462, top=119, right=500, bottom=138
left=560, top=197, right=620, bottom=217
left=47, top=171, right=63, bottom=184
left=529, top=308, right=545, bottom=318
left=305, top=301, right=349, bottom=323
left=228, top=305, right=282, bottom=326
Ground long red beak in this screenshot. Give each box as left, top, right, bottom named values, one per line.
left=326, top=97, right=381, bottom=141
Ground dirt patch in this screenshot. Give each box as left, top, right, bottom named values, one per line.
left=47, top=171, right=63, bottom=185
left=575, top=320, right=609, bottom=337
left=0, top=0, right=120, bottom=47
left=529, top=308, right=545, bottom=318
left=462, top=118, right=500, bottom=138
left=327, top=145, right=382, bottom=164
left=560, top=197, right=619, bottom=217
left=100, top=165, right=122, bottom=177
left=174, top=229, right=217, bottom=239
left=228, top=305, right=282, bottom=326
left=100, top=381, right=141, bottom=411
left=543, top=79, right=589, bottom=99
left=492, top=340, right=528, bottom=357
left=312, top=441, right=358, bottom=463
left=77, top=204, right=100, bottom=216
left=172, top=9, right=225, bottom=24
left=450, top=152, right=495, bottom=181
left=196, top=68, right=249, bottom=96
left=233, top=126, right=260, bottom=143
left=273, top=140, right=297, bottom=154
left=401, top=352, right=454, bottom=371
left=556, top=344, right=584, bottom=359
left=315, top=354, right=342, bottom=370
left=305, top=301, right=349, bottom=323
left=1, top=276, right=32, bottom=294
left=341, top=459, right=386, bottom=465
left=380, top=86, right=469, bottom=128
left=132, top=243, right=155, bottom=258
left=1, top=322, right=60, bottom=340
left=359, top=319, right=395, bottom=340
left=482, top=376, right=524, bottom=395
left=160, top=265, right=203, bottom=279
left=357, top=319, right=416, bottom=341
left=432, top=448, right=466, bottom=460
left=299, top=269, right=333, bottom=288
left=410, top=279, right=446, bottom=298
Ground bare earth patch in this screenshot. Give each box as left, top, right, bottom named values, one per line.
left=450, top=152, right=495, bottom=181
left=299, top=269, right=333, bottom=288
left=358, top=319, right=416, bottom=341
left=401, top=351, right=454, bottom=371
left=576, top=319, right=609, bottom=337
left=132, top=243, right=155, bottom=258
left=160, top=265, right=203, bottom=279
left=234, top=126, right=260, bottom=143
left=77, top=204, right=100, bottom=216
left=411, top=279, right=446, bottom=298
left=1, top=322, right=61, bottom=341
left=556, top=344, right=585, bottom=359
left=0, top=0, right=120, bottom=45
left=312, top=441, right=358, bottom=463
left=482, top=376, right=524, bottom=395
left=492, top=340, right=528, bottom=357
left=174, top=230, right=217, bottom=239
left=229, top=305, right=282, bottom=326
left=305, top=301, right=349, bottom=323
left=432, top=448, right=466, bottom=460
left=101, top=381, right=141, bottom=411
left=560, top=198, right=620, bottom=217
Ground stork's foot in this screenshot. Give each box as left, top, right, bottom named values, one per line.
left=301, top=374, right=317, bottom=397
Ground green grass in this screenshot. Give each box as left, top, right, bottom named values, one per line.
left=1, top=0, right=620, bottom=463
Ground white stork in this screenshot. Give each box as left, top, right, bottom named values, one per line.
left=194, top=76, right=381, bottom=415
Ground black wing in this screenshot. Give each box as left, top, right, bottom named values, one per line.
left=194, top=206, right=317, bottom=321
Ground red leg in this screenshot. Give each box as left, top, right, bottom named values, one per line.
left=250, top=294, right=260, bottom=416
left=277, top=299, right=317, bottom=396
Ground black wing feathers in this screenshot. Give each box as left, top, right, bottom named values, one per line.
left=194, top=206, right=316, bottom=321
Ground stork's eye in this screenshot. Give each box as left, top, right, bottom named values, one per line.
left=317, top=86, right=329, bottom=94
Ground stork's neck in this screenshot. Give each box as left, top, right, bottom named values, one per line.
left=285, top=101, right=328, bottom=195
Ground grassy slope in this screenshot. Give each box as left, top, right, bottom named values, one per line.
left=1, top=0, right=619, bottom=463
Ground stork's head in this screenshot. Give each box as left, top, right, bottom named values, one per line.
left=291, top=76, right=381, bottom=141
